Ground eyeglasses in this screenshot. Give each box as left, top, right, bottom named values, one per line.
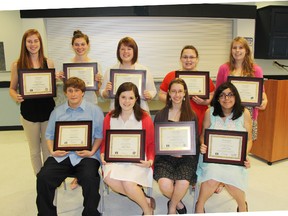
left=219, top=92, right=234, bottom=100
left=169, top=90, right=185, bottom=95
left=181, top=56, right=197, bottom=60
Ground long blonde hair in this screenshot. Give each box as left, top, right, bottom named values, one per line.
left=228, top=37, right=255, bottom=77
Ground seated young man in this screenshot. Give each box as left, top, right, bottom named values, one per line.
left=36, top=77, right=104, bottom=216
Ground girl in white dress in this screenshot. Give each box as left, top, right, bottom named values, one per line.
left=100, top=82, right=155, bottom=215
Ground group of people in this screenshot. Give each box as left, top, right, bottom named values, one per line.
left=9, top=28, right=267, bottom=215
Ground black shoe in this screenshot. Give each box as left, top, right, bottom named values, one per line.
left=176, top=200, right=187, bottom=214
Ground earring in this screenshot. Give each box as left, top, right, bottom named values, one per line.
left=183, top=97, right=185, bottom=101
left=169, top=98, right=172, bottom=101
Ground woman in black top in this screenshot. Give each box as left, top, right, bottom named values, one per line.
left=153, top=78, right=199, bottom=214
left=9, top=29, right=56, bottom=175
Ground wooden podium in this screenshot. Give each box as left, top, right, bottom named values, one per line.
left=251, top=79, right=288, bottom=165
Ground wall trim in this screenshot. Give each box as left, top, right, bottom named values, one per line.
left=0, top=126, right=23, bottom=131
left=20, top=4, right=256, bottom=19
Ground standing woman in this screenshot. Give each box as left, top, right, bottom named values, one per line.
left=216, top=37, right=268, bottom=141
left=9, top=29, right=56, bottom=175
left=158, top=45, right=215, bottom=134
left=55, top=30, right=102, bottom=106
left=154, top=78, right=199, bottom=214
left=100, top=82, right=155, bottom=215
left=100, top=36, right=157, bottom=113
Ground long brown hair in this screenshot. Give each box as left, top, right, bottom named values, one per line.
left=166, top=78, right=197, bottom=122
left=228, top=37, right=255, bottom=77
left=17, top=29, right=46, bottom=69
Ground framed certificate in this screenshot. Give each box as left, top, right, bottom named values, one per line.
left=203, top=129, right=248, bottom=166
left=155, top=121, right=197, bottom=155
left=18, top=69, right=56, bottom=99
left=63, top=62, right=98, bottom=91
left=104, top=129, right=145, bottom=163
left=109, top=69, right=146, bottom=98
left=175, top=71, right=210, bottom=99
left=227, top=76, right=263, bottom=107
left=53, top=121, right=92, bottom=151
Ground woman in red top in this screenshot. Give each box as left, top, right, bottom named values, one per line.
left=158, top=45, right=215, bottom=134
left=100, top=82, right=155, bottom=215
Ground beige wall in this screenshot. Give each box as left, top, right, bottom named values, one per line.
left=0, top=1, right=288, bottom=74
left=0, top=10, right=22, bottom=71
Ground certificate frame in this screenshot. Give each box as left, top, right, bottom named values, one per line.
left=63, top=62, right=98, bottom=91
left=53, top=121, right=92, bottom=151
left=155, top=121, right=197, bottom=155
left=175, top=71, right=210, bottom=99
left=104, top=129, right=146, bottom=163
left=18, top=69, right=56, bottom=99
left=109, top=69, right=146, bottom=98
left=203, top=129, right=248, bottom=166
left=227, top=76, right=263, bottom=107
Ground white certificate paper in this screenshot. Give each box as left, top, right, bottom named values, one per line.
left=113, top=73, right=143, bottom=95
left=67, top=67, right=95, bottom=87
left=109, top=134, right=141, bottom=159
left=58, top=125, right=88, bottom=148
left=160, top=126, right=191, bottom=151
left=230, top=80, right=259, bottom=103
left=208, top=134, right=243, bottom=161
left=178, top=75, right=206, bottom=95
left=23, top=73, right=52, bottom=95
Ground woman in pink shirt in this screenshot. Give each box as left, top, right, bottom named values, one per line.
left=216, top=37, right=268, bottom=141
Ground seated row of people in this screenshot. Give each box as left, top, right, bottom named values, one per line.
left=37, top=77, right=252, bottom=215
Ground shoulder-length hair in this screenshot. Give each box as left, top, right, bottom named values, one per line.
left=166, top=78, right=197, bottom=121
left=116, top=37, right=138, bottom=65
left=71, top=30, right=90, bottom=45
left=17, top=29, right=46, bottom=69
left=111, top=82, right=144, bottom=121
left=211, top=82, right=244, bottom=120
left=228, top=37, right=255, bottom=77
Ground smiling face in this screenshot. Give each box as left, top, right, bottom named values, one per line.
left=119, top=44, right=134, bottom=64
left=26, top=34, right=40, bottom=55
left=219, top=88, right=235, bottom=111
left=180, top=48, right=199, bottom=71
left=72, top=37, right=89, bottom=57
left=231, top=41, right=247, bottom=62
left=119, top=90, right=137, bottom=112
left=168, top=83, right=186, bottom=105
